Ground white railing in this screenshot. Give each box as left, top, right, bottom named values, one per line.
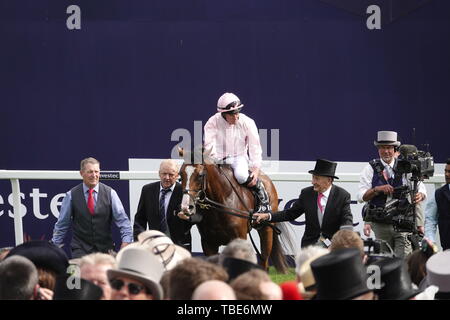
left=0, top=169, right=445, bottom=246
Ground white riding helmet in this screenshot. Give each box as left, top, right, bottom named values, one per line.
left=217, top=92, right=244, bottom=113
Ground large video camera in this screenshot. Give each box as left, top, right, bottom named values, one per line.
left=396, top=145, right=434, bottom=180
left=363, top=238, right=395, bottom=264
left=364, top=144, right=434, bottom=234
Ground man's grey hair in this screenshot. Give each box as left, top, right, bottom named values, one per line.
left=219, top=238, right=257, bottom=265
left=79, top=252, right=116, bottom=269
left=0, top=256, right=39, bottom=300
left=80, top=157, right=100, bottom=171
left=295, top=245, right=329, bottom=277
left=159, top=159, right=180, bottom=173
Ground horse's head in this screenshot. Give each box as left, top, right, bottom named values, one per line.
left=179, top=162, right=207, bottom=216
left=178, top=146, right=218, bottom=215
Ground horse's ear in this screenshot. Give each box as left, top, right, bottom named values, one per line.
left=178, top=147, right=184, bottom=157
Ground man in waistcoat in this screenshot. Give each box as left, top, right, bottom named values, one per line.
left=51, top=157, right=133, bottom=259
left=358, top=131, right=427, bottom=258
left=425, top=158, right=450, bottom=250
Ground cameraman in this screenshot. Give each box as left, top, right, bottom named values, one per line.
left=358, top=131, right=426, bottom=258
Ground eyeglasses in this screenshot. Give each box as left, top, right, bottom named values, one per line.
left=110, top=278, right=148, bottom=295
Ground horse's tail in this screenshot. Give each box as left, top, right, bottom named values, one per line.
left=270, top=222, right=297, bottom=274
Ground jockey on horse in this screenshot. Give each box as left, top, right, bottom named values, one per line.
left=179, top=91, right=271, bottom=220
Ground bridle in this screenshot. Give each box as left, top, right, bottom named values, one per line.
left=181, top=164, right=281, bottom=233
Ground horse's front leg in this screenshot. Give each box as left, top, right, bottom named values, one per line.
left=257, top=226, right=273, bottom=271
left=201, top=238, right=219, bottom=256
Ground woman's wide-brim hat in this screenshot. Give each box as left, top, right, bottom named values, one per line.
left=6, top=240, right=69, bottom=275
left=308, top=159, right=339, bottom=179
left=374, top=131, right=401, bottom=147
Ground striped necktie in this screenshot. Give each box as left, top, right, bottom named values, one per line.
left=159, top=188, right=171, bottom=232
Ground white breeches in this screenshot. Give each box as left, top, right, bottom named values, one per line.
left=224, top=155, right=250, bottom=184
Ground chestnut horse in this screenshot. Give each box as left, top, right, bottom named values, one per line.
left=179, top=150, right=289, bottom=273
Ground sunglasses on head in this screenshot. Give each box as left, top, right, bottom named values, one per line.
left=110, top=278, right=148, bottom=295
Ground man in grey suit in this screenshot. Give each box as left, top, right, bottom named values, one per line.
left=52, top=157, right=133, bottom=258
left=254, top=159, right=353, bottom=247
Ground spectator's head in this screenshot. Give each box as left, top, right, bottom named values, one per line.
left=159, top=159, right=179, bottom=189
left=108, top=248, right=164, bottom=300
left=295, top=245, right=329, bottom=281
left=53, top=275, right=103, bottom=300
left=138, top=231, right=191, bottom=270
left=230, top=269, right=279, bottom=300
left=373, top=131, right=400, bottom=164
left=80, top=157, right=100, bottom=189
left=80, top=252, right=116, bottom=300
left=445, top=158, right=450, bottom=184
left=425, top=250, right=450, bottom=300
left=311, top=248, right=374, bottom=300
left=169, top=258, right=228, bottom=300
left=219, top=238, right=257, bottom=265
left=369, top=257, right=419, bottom=300
left=407, top=249, right=430, bottom=287
left=221, top=257, right=263, bottom=282
left=192, top=280, right=236, bottom=300
left=298, top=252, right=328, bottom=299
left=6, top=240, right=69, bottom=290
left=330, top=230, right=366, bottom=263
left=0, top=255, right=39, bottom=300
left=308, top=159, right=339, bottom=192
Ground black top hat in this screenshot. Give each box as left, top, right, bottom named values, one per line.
left=6, top=240, right=69, bottom=275
left=308, top=159, right=339, bottom=179
left=222, top=257, right=263, bottom=282
left=53, top=275, right=103, bottom=300
left=311, top=248, right=371, bottom=300
left=369, top=257, right=420, bottom=300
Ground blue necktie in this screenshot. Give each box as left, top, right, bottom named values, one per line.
left=159, top=188, right=171, bottom=233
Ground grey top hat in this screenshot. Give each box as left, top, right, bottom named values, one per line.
left=425, top=250, right=450, bottom=293
left=107, top=247, right=164, bottom=300
left=374, top=131, right=401, bottom=147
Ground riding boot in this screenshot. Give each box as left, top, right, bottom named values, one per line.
left=251, top=179, right=272, bottom=213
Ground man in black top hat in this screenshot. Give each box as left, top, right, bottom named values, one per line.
left=310, top=248, right=374, bottom=300
left=254, top=159, right=353, bottom=247
left=368, top=257, right=420, bottom=300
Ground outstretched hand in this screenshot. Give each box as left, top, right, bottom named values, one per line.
left=253, top=213, right=269, bottom=224
left=177, top=209, right=191, bottom=221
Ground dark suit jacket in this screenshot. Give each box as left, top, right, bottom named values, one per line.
left=133, top=181, right=193, bottom=251
left=271, top=185, right=353, bottom=247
